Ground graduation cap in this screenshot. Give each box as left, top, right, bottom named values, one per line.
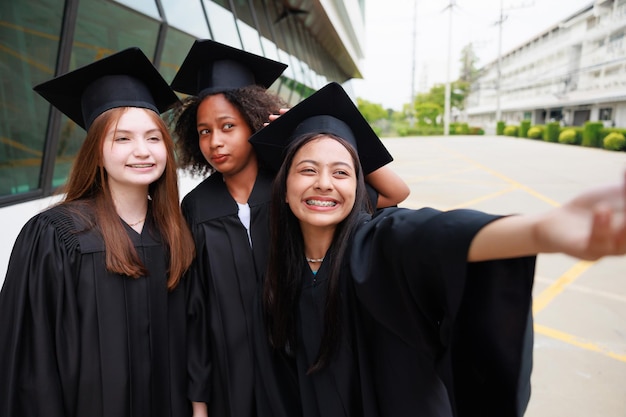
left=33, top=47, right=179, bottom=130
left=249, top=82, right=393, bottom=175
left=170, top=39, right=288, bottom=96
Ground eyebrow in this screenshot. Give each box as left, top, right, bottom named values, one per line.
left=295, top=159, right=353, bottom=169
left=115, top=128, right=162, bottom=135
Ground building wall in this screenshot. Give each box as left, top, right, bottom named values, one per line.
left=0, top=0, right=366, bottom=280
left=466, top=0, right=626, bottom=131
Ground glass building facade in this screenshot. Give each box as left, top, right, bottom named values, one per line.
left=0, top=0, right=364, bottom=208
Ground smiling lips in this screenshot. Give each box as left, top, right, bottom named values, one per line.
left=127, top=163, right=155, bottom=168
left=306, top=199, right=337, bottom=207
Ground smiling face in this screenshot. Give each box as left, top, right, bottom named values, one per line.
left=101, top=107, right=167, bottom=193
left=286, top=137, right=357, bottom=231
left=196, top=93, right=256, bottom=178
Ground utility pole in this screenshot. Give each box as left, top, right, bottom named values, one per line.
left=495, top=0, right=505, bottom=123
left=494, top=1, right=533, bottom=124
left=410, top=0, right=418, bottom=127
left=443, top=0, right=455, bottom=136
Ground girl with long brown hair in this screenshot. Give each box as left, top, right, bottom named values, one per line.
left=0, top=48, right=207, bottom=417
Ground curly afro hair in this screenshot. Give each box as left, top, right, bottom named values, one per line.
left=169, top=85, right=288, bottom=177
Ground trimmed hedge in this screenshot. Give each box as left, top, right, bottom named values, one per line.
left=503, top=125, right=518, bottom=137
left=543, top=122, right=560, bottom=143
left=603, top=132, right=626, bottom=151
left=527, top=126, right=543, bottom=139
left=496, top=121, right=505, bottom=135
left=582, top=122, right=604, bottom=147
left=558, top=129, right=577, bottom=145
left=519, top=119, right=531, bottom=138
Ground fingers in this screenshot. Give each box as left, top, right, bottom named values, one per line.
left=588, top=204, right=626, bottom=258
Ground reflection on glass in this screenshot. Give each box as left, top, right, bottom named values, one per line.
left=238, top=20, right=263, bottom=56
left=0, top=0, right=63, bottom=197
left=203, top=0, right=241, bottom=48
left=278, top=49, right=295, bottom=79
left=161, top=0, right=210, bottom=39
left=161, top=28, right=196, bottom=84
left=111, top=0, right=160, bottom=20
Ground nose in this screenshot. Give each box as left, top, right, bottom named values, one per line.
left=209, top=131, right=225, bottom=149
left=133, top=139, right=150, bottom=157
left=315, top=170, right=333, bottom=191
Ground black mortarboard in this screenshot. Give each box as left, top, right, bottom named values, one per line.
left=170, top=39, right=288, bottom=96
left=249, top=82, right=393, bottom=175
left=33, top=47, right=179, bottom=130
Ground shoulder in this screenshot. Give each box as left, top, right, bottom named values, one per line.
left=12, top=203, right=92, bottom=259
left=182, top=173, right=239, bottom=224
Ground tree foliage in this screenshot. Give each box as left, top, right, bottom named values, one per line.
left=357, top=98, right=387, bottom=123
left=459, top=43, right=480, bottom=83
left=354, top=42, right=479, bottom=135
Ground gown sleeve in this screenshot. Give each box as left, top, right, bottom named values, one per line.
left=0, top=210, right=82, bottom=417
left=350, top=207, right=535, bottom=417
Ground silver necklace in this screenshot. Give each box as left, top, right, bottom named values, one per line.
left=306, top=257, right=324, bottom=263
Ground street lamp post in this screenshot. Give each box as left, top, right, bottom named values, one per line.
left=444, top=0, right=454, bottom=136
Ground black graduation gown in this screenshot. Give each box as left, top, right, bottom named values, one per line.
left=181, top=169, right=274, bottom=417
left=0, top=203, right=205, bottom=417
left=290, top=207, right=536, bottom=417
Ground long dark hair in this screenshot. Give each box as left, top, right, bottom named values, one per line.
left=61, top=107, right=195, bottom=289
left=264, top=133, right=372, bottom=373
left=170, top=85, right=287, bottom=176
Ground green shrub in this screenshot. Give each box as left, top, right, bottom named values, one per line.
left=519, top=119, right=531, bottom=138
left=450, top=122, right=470, bottom=135
left=602, top=132, right=626, bottom=151
left=543, top=122, right=560, bottom=143
left=582, top=122, right=604, bottom=147
left=496, top=121, right=505, bottom=135
left=600, top=127, right=626, bottom=143
left=558, top=129, right=578, bottom=145
left=503, top=125, right=518, bottom=137
left=527, top=126, right=543, bottom=139
left=469, top=126, right=485, bottom=135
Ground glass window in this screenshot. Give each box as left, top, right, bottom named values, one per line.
left=50, top=0, right=163, bottom=185
left=0, top=0, right=64, bottom=198
left=261, top=36, right=281, bottom=62
left=111, top=0, right=160, bottom=20
left=161, top=28, right=197, bottom=84
left=278, top=49, right=295, bottom=79
left=203, top=0, right=241, bottom=48
left=599, top=108, right=612, bottom=121
left=238, top=19, right=263, bottom=55
left=161, top=0, right=210, bottom=39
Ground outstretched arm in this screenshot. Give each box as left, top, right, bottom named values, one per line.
left=365, top=164, right=411, bottom=208
left=468, top=172, right=626, bottom=262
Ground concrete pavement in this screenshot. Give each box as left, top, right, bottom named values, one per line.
left=381, top=134, right=626, bottom=417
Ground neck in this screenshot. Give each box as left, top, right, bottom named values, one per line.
left=301, top=223, right=335, bottom=262
left=223, top=162, right=258, bottom=204
left=111, top=185, right=149, bottom=224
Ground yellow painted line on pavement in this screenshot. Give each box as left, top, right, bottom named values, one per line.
left=448, top=185, right=519, bottom=209
left=437, top=144, right=562, bottom=207
left=533, top=260, right=596, bottom=314
left=535, top=323, right=626, bottom=363
left=432, top=144, right=626, bottom=362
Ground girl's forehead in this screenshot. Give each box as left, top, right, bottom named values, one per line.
left=299, top=137, right=349, bottom=153
left=293, top=138, right=355, bottom=168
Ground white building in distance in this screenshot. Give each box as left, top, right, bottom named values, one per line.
left=466, top=0, right=626, bottom=130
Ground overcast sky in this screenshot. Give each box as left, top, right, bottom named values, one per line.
left=351, top=0, right=593, bottom=110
